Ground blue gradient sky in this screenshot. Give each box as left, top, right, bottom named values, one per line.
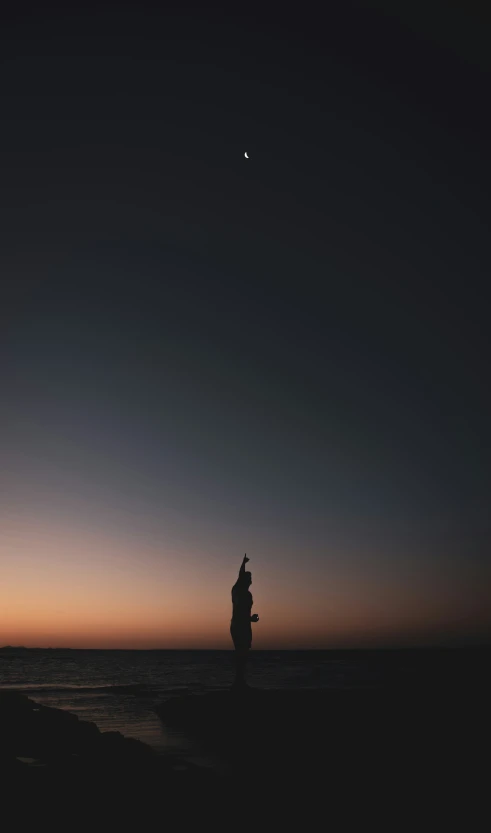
left=1, top=3, right=490, bottom=647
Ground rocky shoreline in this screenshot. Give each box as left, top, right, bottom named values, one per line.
left=0, top=690, right=219, bottom=796
left=157, top=681, right=489, bottom=815
left=2, top=677, right=488, bottom=823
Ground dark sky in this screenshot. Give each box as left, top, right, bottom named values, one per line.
left=1, top=1, right=490, bottom=647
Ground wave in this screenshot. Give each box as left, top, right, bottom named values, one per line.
left=0, top=683, right=156, bottom=696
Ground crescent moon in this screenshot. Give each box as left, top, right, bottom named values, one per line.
left=244, top=152, right=249, bottom=159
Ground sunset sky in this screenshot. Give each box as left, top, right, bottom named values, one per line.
left=1, top=2, right=490, bottom=649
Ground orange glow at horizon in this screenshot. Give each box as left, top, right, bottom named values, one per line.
left=1, top=508, right=489, bottom=649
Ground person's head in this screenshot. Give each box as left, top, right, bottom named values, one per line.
left=244, top=571, right=252, bottom=588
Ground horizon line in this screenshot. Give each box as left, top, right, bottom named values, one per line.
left=2, top=643, right=490, bottom=652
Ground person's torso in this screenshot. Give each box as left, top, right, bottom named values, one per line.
left=231, top=585, right=253, bottom=624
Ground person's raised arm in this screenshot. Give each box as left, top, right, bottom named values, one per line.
left=238, top=553, right=249, bottom=579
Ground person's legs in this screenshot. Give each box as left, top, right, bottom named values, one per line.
left=234, top=648, right=249, bottom=687
left=231, top=626, right=251, bottom=688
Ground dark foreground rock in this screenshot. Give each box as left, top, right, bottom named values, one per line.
left=1, top=678, right=488, bottom=825
left=0, top=691, right=156, bottom=770
left=0, top=691, right=222, bottom=823
left=0, top=690, right=166, bottom=776
left=157, top=683, right=489, bottom=819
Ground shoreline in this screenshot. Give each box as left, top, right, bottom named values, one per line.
left=2, top=675, right=488, bottom=822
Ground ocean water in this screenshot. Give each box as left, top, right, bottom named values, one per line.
left=1, top=647, right=487, bottom=764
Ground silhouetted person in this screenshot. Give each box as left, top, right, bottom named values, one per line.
left=230, top=554, right=259, bottom=689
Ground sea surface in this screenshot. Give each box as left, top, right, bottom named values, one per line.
left=0, top=647, right=487, bottom=766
